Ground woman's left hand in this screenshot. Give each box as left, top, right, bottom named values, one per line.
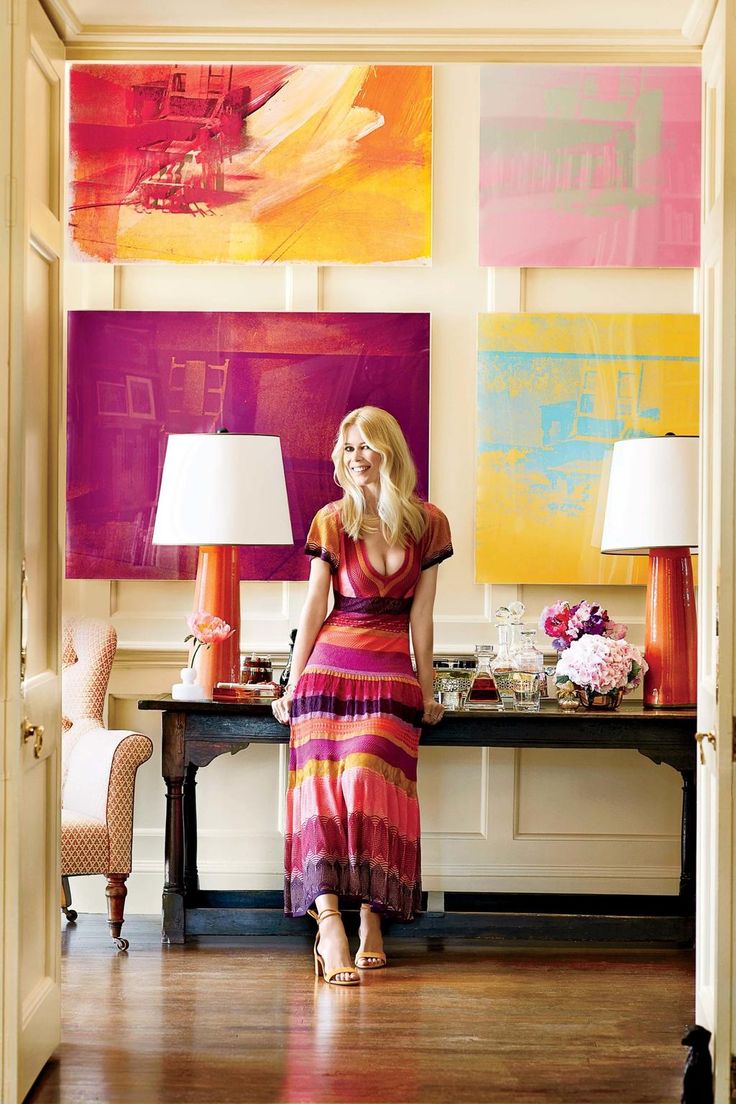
left=422, top=697, right=444, bottom=725
left=272, top=687, right=294, bottom=725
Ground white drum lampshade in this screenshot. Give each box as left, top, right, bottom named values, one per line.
left=152, top=432, right=293, bottom=547
left=153, top=432, right=293, bottom=696
left=601, top=436, right=699, bottom=555
left=601, top=435, right=699, bottom=708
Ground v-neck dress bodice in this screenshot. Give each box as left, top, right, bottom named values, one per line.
left=283, top=500, right=453, bottom=919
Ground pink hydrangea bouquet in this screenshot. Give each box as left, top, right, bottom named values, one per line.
left=555, top=635, right=648, bottom=695
left=184, top=611, right=234, bottom=669
left=540, top=600, right=627, bottom=652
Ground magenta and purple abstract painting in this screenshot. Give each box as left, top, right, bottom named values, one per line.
left=479, top=65, right=701, bottom=268
left=66, top=311, right=430, bottom=580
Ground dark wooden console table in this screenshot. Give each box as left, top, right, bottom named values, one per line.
left=138, top=698, right=697, bottom=945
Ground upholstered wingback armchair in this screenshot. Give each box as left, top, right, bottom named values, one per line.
left=61, top=617, right=153, bottom=950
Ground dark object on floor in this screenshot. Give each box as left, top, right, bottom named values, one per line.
left=681, top=1024, right=713, bottom=1104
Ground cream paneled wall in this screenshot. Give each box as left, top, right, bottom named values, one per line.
left=62, top=63, right=694, bottom=914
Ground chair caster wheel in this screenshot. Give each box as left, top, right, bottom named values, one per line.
left=63, top=909, right=78, bottom=923
left=113, top=937, right=129, bottom=952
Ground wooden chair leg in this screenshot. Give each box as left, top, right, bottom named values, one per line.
left=61, top=875, right=78, bottom=923
left=105, top=873, right=129, bottom=951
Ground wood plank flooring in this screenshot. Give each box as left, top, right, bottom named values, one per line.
left=27, top=916, right=694, bottom=1104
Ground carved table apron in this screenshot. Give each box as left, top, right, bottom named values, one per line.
left=138, top=698, right=697, bottom=945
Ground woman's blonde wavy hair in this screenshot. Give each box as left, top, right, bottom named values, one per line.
left=331, top=406, right=427, bottom=548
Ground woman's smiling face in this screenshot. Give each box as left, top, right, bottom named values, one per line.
left=343, top=423, right=381, bottom=492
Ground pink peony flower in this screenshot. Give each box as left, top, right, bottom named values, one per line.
left=184, top=611, right=235, bottom=668
left=187, top=611, right=235, bottom=645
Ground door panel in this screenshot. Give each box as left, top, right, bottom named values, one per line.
left=23, top=242, right=59, bottom=681
left=19, top=235, right=62, bottom=1099
left=697, top=2, right=736, bottom=1101
left=0, top=3, right=64, bottom=1102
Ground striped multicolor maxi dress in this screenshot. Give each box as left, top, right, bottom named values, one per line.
left=284, top=500, right=453, bottom=919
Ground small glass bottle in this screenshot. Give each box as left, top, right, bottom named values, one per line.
left=241, top=653, right=273, bottom=684
left=491, top=624, right=516, bottom=710
left=466, top=644, right=500, bottom=708
left=511, top=628, right=544, bottom=712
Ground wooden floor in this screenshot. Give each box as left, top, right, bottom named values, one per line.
left=28, top=916, right=694, bottom=1104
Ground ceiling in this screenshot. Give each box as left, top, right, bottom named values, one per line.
left=43, top=0, right=714, bottom=55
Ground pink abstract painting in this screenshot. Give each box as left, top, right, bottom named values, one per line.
left=66, top=311, right=430, bottom=581
left=480, top=66, right=701, bottom=267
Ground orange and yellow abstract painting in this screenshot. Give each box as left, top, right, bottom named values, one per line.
left=476, top=313, right=699, bottom=585
left=68, top=64, right=432, bottom=265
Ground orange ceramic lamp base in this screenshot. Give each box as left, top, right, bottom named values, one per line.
left=644, top=547, right=697, bottom=709
left=191, top=545, right=240, bottom=699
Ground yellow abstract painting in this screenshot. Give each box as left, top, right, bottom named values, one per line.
left=476, top=314, right=699, bottom=585
left=68, top=64, right=432, bottom=265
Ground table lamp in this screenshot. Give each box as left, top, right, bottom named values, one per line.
left=600, top=434, right=699, bottom=709
left=152, top=430, right=293, bottom=698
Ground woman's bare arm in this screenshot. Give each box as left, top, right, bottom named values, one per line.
left=272, top=557, right=332, bottom=724
left=409, top=565, right=443, bottom=724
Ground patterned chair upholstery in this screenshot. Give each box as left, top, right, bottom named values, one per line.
left=61, top=617, right=153, bottom=950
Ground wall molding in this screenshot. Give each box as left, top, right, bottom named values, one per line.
left=129, top=854, right=680, bottom=881
left=681, top=0, right=718, bottom=43
left=63, top=37, right=702, bottom=65
left=41, top=0, right=713, bottom=53
left=41, top=0, right=82, bottom=39
left=114, top=649, right=193, bottom=669
left=513, top=830, right=680, bottom=842
left=511, top=748, right=675, bottom=840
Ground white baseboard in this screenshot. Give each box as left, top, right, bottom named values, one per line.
left=64, top=865, right=680, bottom=916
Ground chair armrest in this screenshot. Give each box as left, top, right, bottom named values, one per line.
left=106, top=731, right=154, bottom=874
left=62, top=728, right=153, bottom=825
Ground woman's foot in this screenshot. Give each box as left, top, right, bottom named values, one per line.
left=315, top=911, right=359, bottom=984
left=356, top=904, right=387, bottom=969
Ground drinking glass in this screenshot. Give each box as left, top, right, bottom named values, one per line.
left=511, top=670, right=542, bottom=712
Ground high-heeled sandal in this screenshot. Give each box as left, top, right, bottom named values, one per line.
left=307, top=907, right=360, bottom=986
left=355, top=905, right=388, bottom=970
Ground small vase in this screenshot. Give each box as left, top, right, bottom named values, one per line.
left=172, top=666, right=207, bottom=702
left=557, top=691, right=580, bottom=713
left=575, top=686, right=624, bottom=711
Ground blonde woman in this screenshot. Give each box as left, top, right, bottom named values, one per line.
left=272, top=406, right=452, bottom=986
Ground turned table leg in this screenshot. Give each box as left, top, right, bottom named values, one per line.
left=162, top=711, right=186, bottom=944
left=183, top=762, right=200, bottom=898
left=679, top=768, right=696, bottom=911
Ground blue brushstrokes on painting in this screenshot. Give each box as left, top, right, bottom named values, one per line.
left=477, top=349, right=670, bottom=518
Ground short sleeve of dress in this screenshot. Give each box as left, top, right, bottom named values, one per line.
left=304, top=504, right=341, bottom=574
left=420, top=503, right=453, bottom=571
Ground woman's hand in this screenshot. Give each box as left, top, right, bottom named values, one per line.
left=422, top=697, right=444, bottom=725
left=272, top=687, right=295, bottom=725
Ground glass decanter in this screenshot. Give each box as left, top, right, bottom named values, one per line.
left=490, top=624, right=516, bottom=710
left=511, top=627, right=544, bottom=712
left=507, top=600, right=526, bottom=658
left=466, top=644, right=500, bottom=709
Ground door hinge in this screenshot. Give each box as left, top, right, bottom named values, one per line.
left=4, top=175, right=16, bottom=228
left=730, top=1052, right=736, bottom=1100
